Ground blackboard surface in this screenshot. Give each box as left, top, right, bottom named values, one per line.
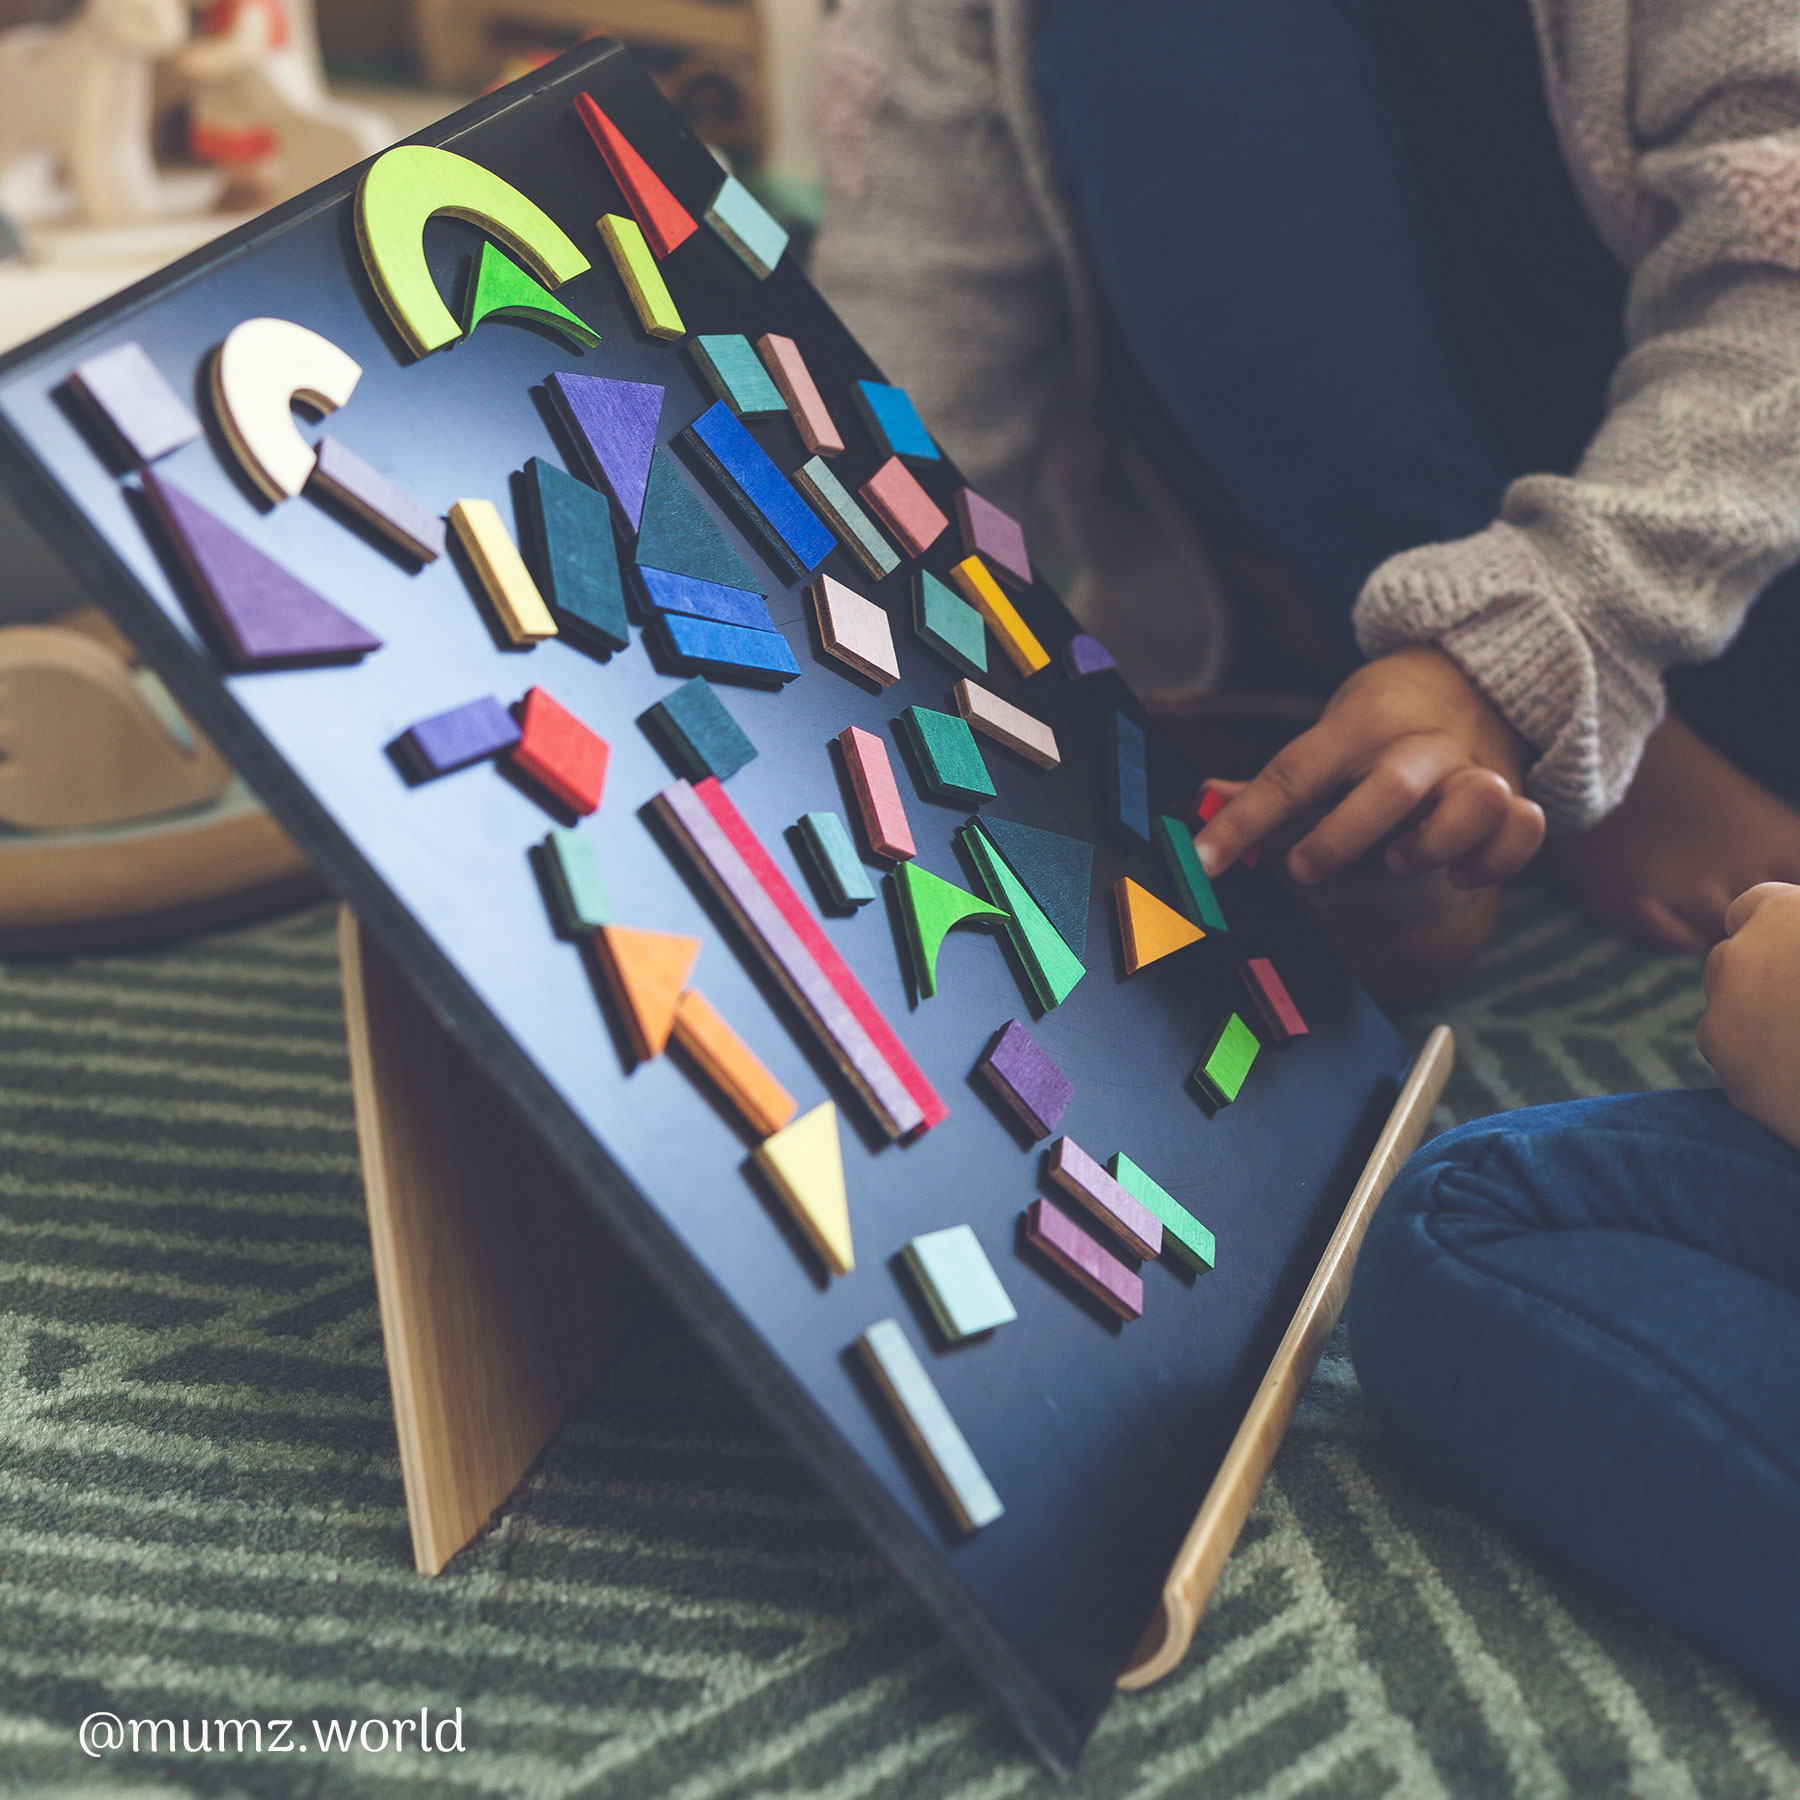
left=0, top=44, right=1410, bottom=1771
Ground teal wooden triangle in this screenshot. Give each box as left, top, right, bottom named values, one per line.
left=463, top=241, right=600, bottom=349
left=978, top=816, right=1092, bottom=958
left=634, top=450, right=762, bottom=595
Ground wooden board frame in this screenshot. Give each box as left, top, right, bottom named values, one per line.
left=340, top=903, right=1451, bottom=1671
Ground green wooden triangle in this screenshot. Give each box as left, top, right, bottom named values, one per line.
left=463, top=241, right=600, bottom=349
left=634, top=450, right=763, bottom=593
left=894, top=862, right=1004, bottom=998
left=959, top=823, right=1085, bottom=1010
left=979, top=817, right=1091, bottom=958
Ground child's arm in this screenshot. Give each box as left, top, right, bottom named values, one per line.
left=1195, top=645, right=1545, bottom=886
left=1698, top=883, right=1800, bottom=1150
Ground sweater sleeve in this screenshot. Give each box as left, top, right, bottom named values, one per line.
left=1354, top=0, right=1800, bottom=833
left=807, top=0, right=1070, bottom=519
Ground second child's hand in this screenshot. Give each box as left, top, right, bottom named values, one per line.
left=1192, top=645, right=1546, bottom=888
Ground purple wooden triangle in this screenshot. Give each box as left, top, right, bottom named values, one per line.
left=144, top=471, right=381, bottom=669
left=547, top=373, right=663, bottom=532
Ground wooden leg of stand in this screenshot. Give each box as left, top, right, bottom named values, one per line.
left=338, top=908, right=634, bottom=1575
left=1118, top=1023, right=1455, bottom=1690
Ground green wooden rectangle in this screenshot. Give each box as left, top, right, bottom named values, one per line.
left=1108, top=1151, right=1216, bottom=1273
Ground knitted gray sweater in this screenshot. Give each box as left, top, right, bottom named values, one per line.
left=810, top=0, right=1800, bottom=834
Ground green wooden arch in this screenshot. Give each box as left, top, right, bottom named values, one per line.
left=355, top=146, right=591, bottom=358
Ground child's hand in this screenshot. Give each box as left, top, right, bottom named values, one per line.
left=1698, top=882, right=1800, bottom=1148
left=1192, top=646, right=1545, bottom=888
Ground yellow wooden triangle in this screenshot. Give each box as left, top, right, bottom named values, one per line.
left=754, top=1100, right=853, bottom=1275
left=1115, top=876, right=1204, bottom=973
left=599, top=925, right=700, bottom=1061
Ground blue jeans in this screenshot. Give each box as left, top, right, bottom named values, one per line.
left=1034, top=0, right=1800, bottom=796
left=1348, top=1091, right=1800, bottom=1704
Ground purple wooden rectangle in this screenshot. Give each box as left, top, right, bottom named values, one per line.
left=977, top=1019, right=1072, bottom=1140
left=1046, top=1136, right=1162, bottom=1260
left=1025, top=1199, right=1144, bottom=1322
left=68, top=340, right=200, bottom=465
left=310, top=434, right=445, bottom=562
left=401, top=695, right=520, bottom=777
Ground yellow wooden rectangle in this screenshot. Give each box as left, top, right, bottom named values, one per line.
left=449, top=498, right=559, bottom=645
left=599, top=213, right=685, bottom=342
left=949, top=555, right=1048, bottom=676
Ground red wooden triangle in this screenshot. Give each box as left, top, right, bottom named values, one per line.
left=574, top=93, right=697, bottom=259
left=144, top=471, right=381, bottom=669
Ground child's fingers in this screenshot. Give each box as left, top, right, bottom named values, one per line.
left=1722, top=880, right=1795, bottom=938
left=1446, top=796, right=1546, bottom=887
left=1383, top=767, right=1513, bottom=875
left=1283, top=736, right=1463, bottom=885
left=1194, top=727, right=1357, bottom=876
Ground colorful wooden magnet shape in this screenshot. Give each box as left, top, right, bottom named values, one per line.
left=1109, top=1151, right=1215, bottom=1273
left=1188, top=779, right=1260, bottom=869
left=898, top=706, right=994, bottom=805
left=689, top=334, right=786, bottom=418
left=756, top=1100, right=852, bottom=1274
left=960, top=824, right=1086, bottom=1009
left=308, top=435, right=444, bottom=563
left=1115, top=876, right=1203, bottom=973
left=1194, top=1011, right=1261, bottom=1107
left=522, top=457, right=628, bottom=654
left=399, top=694, right=519, bottom=780
left=546, top=372, right=663, bottom=533
left=797, top=810, right=875, bottom=909
left=598, top=213, right=685, bottom=341
left=978, top=817, right=1091, bottom=959
left=1046, top=1137, right=1162, bottom=1260
left=839, top=725, right=915, bottom=861
left=462, top=240, right=599, bottom=349
left=574, top=93, right=697, bottom=257
left=954, top=487, right=1030, bottom=590
left=1108, top=710, right=1151, bottom=845
left=142, top=471, right=380, bottom=670
left=1241, top=956, right=1308, bottom=1045
left=449, top=499, right=559, bottom=646
left=682, top=401, right=835, bottom=579
left=356, top=144, right=590, bottom=358
left=853, top=380, right=939, bottom=464
left=210, top=316, right=361, bottom=503
left=977, top=1018, right=1073, bottom=1139
left=637, top=566, right=777, bottom=633
left=794, top=458, right=900, bottom=581
left=595, top=924, right=699, bottom=1062
left=704, top=173, right=790, bottom=279
left=510, top=685, right=609, bottom=814
left=953, top=679, right=1060, bottom=770
left=69, top=341, right=200, bottom=465
left=894, top=862, right=1004, bottom=998
left=671, top=989, right=796, bottom=1139
left=756, top=334, right=843, bottom=457
left=655, top=778, right=943, bottom=1138
left=649, top=612, right=801, bottom=685
left=859, top=455, right=948, bottom=559
left=542, top=825, right=612, bottom=932
left=1024, top=1199, right=1144, bottom=1322
left=810, top=574, right=900, bottom=686
left=903, top=1225, right=1017, bottom=1342
left=949, top=555, right=1050, bottom=677
left=1063, top=632, right=1116, bottom=680
left=1155, top=813, right=1229, bottom=934
left=912, top=569, right=987, bottom=678
left=644, top=677, right=756, bottom=781
left=856, top=1319, right=1003, bottom=1534
left=636, top=450, right=762, bottom=595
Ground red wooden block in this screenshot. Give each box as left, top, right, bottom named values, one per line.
left=574, top=93, right=697, bottom=258
left=1025, top=1199, right=1144, bottom=1322
left=510, top=686, right=609, bottom=815
left=1188, top=780, right=1259, bottom=869
left=858, top=456, right=948, bottom=558
left=1240, top=956, right=1309, bottom=1044
left=838, top=725, right=915, bottom=862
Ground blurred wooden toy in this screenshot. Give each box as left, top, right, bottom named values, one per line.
left=0, top=0, right=222, bottom=227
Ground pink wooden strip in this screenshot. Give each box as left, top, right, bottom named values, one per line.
left=1025, top=1199, right=1144, bottom=1321
left=838, top=725, right=915, bottom=861
left=1046, top=1136, right=1162, bottom=1259
left=756, top=334, right=844, bottom=458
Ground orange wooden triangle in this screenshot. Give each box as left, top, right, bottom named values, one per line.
left=1114, top=876, right=1203, bottom=973
left=598, top=925, right=700, bottom=1060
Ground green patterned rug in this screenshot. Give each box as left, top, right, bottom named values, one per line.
left=1, top=886, right=1796, bottom=1797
